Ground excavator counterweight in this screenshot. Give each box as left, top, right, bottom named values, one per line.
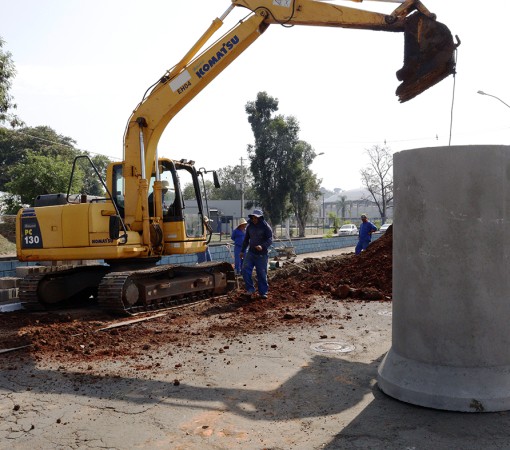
left=396, top=12, right=459, bottom=102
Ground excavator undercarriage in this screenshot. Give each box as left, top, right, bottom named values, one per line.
left=19, top=262, right=236, bottom=316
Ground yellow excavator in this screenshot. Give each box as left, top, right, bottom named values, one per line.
left=16, top=0, right=458, bottom=314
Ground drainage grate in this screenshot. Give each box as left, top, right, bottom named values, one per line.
left=310, top=342, right=355, bottom=354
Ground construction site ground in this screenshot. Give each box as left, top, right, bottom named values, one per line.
left=1, top=228, right=509, bottom=449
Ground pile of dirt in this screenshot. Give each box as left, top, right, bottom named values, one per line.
left=0, top=228, right=392, bottom=364
left=0, top=219, right=16, bottom=243
left=0, top=219, right=16, bottom=255
left=269, top=227, right=392, bottom=301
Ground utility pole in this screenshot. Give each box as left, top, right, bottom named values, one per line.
left=240, top=157, right=245, bottom=219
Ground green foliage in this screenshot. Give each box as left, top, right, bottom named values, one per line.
left=0, top=38, right=23, bottom=127
left=6, top=152, right=83, bottom=205
left=182, top=183, right=195, bottom=200
left=0, top=126, right=80, bottom=191
left=328, top=212, right=341, bottom=229
left=246, top=92, right=290, bottom=224
left=335, top=195, right=348, bottom=219
left=246, top=91, right=319, bottom=228
left=324, top=229, right=335, bottom=238
left=0, top=126, right=112, bottom=207
left=288, top=141, right=321, bottom=237
left=183, top=179, right=216, bottom=201
left=78, top=153, right=110, bottom=196
left=213, top=165, right=256, bottom=200
left=0, top=193, right=23, bottom=215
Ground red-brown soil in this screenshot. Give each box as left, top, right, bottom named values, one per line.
left=0, top=228, right=392, bottom=364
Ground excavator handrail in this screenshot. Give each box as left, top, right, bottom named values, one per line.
left=67, top=155, right=128, bottom=243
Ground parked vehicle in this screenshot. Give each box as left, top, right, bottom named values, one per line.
left=339, top=224, right=358, bottom=236
left=379, top=223, right=392, bottom=233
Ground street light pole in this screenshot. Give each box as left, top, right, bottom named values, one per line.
left=322, top=193, right=325, bottom=220
left=477, top=90, right=510, bottom=109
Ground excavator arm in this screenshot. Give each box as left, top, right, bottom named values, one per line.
left=123, top=0, right=457, bottom=232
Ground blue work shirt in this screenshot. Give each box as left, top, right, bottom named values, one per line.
left=359, top=220, right=378, bottom=241
left=241, top=218, right=273, bottom=255
left=231, top=228, right=246, bottom=247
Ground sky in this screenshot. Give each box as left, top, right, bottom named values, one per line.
left=2, top=0, right=510, bottom=191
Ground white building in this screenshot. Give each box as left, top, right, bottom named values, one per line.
left=322, top=187, right=393, bottom=224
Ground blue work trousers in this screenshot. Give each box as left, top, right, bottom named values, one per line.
left=197, top=248, right=212, bottom=263
left=242, top=251, right=269, bottom=295
left=234, top=245, right=243, bottom=274
left=355, top=239, right=371, bottom=255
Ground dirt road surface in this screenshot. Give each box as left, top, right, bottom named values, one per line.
left=1, top=229, right=509, bottom=449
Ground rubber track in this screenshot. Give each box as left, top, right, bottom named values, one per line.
left=18, top=273, right=47, bottom=311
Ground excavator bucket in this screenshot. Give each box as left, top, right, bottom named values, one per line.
left=396, top=12, right=458, bottom=103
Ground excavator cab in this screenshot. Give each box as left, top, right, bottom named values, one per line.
left=396, top=12, right=459, bottom=103
left=109, top=159, right=210, bottom=246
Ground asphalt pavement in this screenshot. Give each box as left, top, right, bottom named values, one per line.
left=1, top=247, right=510, bottom=449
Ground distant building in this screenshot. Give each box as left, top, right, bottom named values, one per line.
left=321, top=187, right=393, bottom=223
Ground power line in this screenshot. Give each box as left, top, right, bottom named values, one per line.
left=2, top=128, right=121, bottom=160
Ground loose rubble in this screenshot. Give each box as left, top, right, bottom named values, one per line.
left=0, top=228, right=392, bottom=364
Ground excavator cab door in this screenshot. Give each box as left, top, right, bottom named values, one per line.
left=396, top=12, right=459, bottom=103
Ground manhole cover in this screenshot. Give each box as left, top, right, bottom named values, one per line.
left=310, top=342, right=355, bottom=354
left=378, top=309, right=392, bottom=317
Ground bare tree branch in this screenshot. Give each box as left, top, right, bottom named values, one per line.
left=360, top=145, right=393, bottom=223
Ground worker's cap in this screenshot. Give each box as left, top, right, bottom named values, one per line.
left=161, top=180, right=170, bottom=189
left=249, top=209, right=263, bottom=218
left=360, top=214, right=367, bottom=219
left=238, top=218, right=247, bottom=226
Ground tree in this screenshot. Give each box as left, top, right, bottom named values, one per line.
left=245, top=92, right=289, bottom=224
left=246, top=91, right=319, bottom=227
left=79, top=153, right=110, bottom=196
left=288, top=141, right=321, bottom=237
left=0, top=193, right=24, bottom=215
left=335, top=195, right=348, bottom=219
left=6, top=152, right=83, bottom=205
left=360, top=145, right=393, bottom=224
left=0, top=38, right=22, bottom=127
left=0, top=126, right=111, bottom=204
left=0, top=126, right=80, bottom=191
left=182, top=179, right=215, bottom=201
left=214, top=165, right=256, bottom=201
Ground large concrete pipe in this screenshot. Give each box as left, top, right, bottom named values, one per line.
left=377, top=145, right=510, bottom=412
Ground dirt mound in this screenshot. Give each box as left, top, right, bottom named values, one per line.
left=269, top=227, right=392, bottom=301
left=0, top=219, right=16, bottom=243
left=0, top=229, right=392, bottom=364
